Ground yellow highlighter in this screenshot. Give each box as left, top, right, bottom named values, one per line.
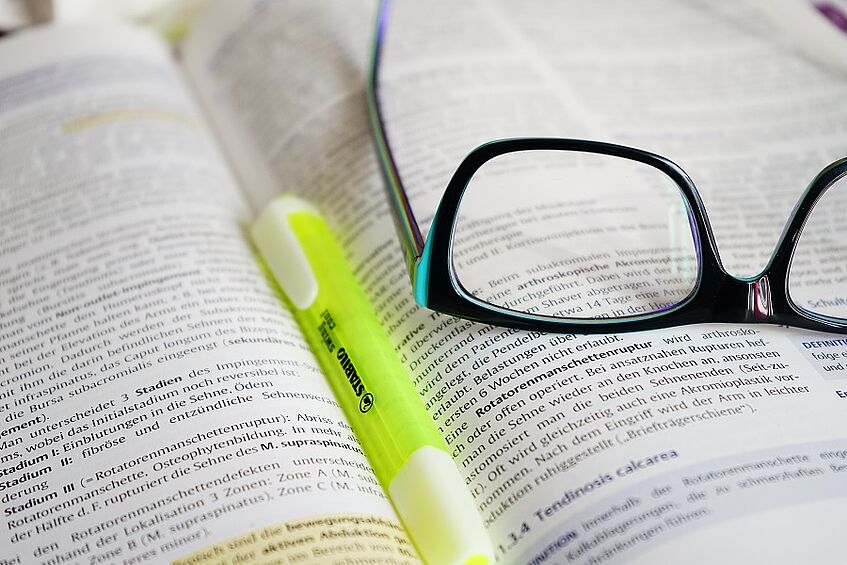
left=251, top=195, right=494, bottom=565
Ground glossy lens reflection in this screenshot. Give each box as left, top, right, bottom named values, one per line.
left=789, top=173, right=847, bottom=319
left=452, top=150, right=699, bottom=319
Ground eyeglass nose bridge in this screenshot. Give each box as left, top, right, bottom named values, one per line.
left=690, top=250, right=781, bottom=328
left=705, top=271, right=784, bottom=326
left=747, top=275, right=773, bottom=322
left=696, top=158, right=847, bottom=331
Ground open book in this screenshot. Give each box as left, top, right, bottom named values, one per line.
left=2, top=1, right=847, bottom=563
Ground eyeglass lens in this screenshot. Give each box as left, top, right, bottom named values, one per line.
left=452, top=150, right=700, bottom=319
left=789, top=173, right=847, bottom=319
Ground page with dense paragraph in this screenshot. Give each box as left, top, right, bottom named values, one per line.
left=184, top=1, right=847, bottom=562
left=0, top=23, right=415, bottom=565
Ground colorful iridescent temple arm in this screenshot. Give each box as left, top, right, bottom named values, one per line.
left=366, top=0, right=426, bottom=282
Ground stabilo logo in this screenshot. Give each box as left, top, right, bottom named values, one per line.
left=336, top=348, right=374, bottom=413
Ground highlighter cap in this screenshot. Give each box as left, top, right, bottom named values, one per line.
left=390, top=446, right=493, bottom=565
left=250, top=196, right=320, bottom=309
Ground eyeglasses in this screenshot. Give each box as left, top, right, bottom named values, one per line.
left=365, top=0, right=847, bottom=335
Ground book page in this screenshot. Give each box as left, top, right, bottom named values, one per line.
left=688, top=0, right=847, bottom=77
left=184, top=1, right=847, bottom=562
left=0, top=23, right=414, bottom=565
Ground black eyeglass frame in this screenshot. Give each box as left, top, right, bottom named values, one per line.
left=365, top=0, right=847, bottom=334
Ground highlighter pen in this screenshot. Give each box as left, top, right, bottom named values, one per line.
left=251, top=195, right=494, bottom=565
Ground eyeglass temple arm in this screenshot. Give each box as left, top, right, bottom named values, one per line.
left=366, top=0, right=426, bottom=281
